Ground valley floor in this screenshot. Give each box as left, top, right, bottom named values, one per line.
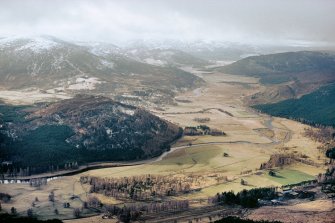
left=0, top=68, right=331, bottom=222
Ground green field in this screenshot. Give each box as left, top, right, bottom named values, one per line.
left=265, top=169, right=315, bottom=185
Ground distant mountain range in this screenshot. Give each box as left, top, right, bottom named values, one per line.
left=0, top=36, right=204, bottom=106
left=120, top=39, right=327, bottom=61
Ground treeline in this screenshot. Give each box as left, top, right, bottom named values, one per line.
left=1, top=162, right=79, bottom=178
left=209, top=188, right=277, bottom=208
left=0, top=214, right=62, bottom=223
left=215, top=216, right=282, bottom=223
left=304, top=126, right=335, bottom=143
left=80, top=175, right=195, bottom=200
left=103, top=200, right=189, bottom=222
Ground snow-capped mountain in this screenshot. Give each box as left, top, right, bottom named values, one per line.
left=0, top=36, right=62, bottom=53
left=121, top=39, right=318, bottom=61
left=75, top=41, right=123, bottom=57
left=124, top=47, right=210, bottom=67
left=0, top=36, right=203, bottom=106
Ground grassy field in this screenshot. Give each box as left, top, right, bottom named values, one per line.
left=265, top=169, right=315, bottom=185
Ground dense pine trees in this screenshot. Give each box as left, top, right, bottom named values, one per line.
left=209, top=188, right=277, bottom=208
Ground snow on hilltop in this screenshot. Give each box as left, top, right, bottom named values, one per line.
left=0, top=36, right=60, bottom=53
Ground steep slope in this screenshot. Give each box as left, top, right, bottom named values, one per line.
left=0, top=95, right=182, bottom=174
left=253, top=83, right=335, bottom=126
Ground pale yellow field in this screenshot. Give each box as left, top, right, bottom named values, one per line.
left=0, top=176, right=92, bottom=220
left=248, top=199, right=335, bottom=223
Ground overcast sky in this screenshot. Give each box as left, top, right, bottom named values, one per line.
left=0, top=0, right=334, bottom=45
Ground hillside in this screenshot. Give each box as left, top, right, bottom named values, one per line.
left=218, top=51, right=335, bottom=85
left=253, top=83, right=335, bottom=127
left=0, top=36, right=204, bottom=106
left=0, top=95, right=182, bottom=175
left=124, top=47, right=210, bottom=67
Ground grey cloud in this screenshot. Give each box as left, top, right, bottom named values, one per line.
left=0, top=0, right=334, bottom=45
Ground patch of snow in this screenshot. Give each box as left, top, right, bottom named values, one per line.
left=130, top=49, right=138, bottom=54
left=159, top=51, right=175, bottom=56
left=240, top=53, right=260, bottom=58
left=119, top=107, right=135, bottom=116
left=67, top=77, right=104, bottom=90
left=100, top=59, right=114, bottom=69
left=75, top=41, right=121, bottom=56
left=15, top=37, right=59, bottom=53
left=0, top=89, right=71, bottom=105
left=143, top=58, right=166, bottom=66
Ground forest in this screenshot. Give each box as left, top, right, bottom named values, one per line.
left=0, top=96, right=182, bottom=175
left=254, top=83, right=335, bottom=127
left=214, top=216, right=282, bottom=223
left=209, top=187, right=278, bottom=208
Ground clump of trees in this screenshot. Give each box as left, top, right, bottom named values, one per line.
left=240, top=179, right=248, bottom=185
left=10, top=207, right=17, bottom=215
left=87, top=196, right=102, bottom=208
left=73, top=208, right=81, bottom=218
left=27, top=208, right=33, bottom=218
left=29, top=178, right=47, bottom=188
left=259, top=152, right=319, bottom=170
left=209, top=187, right=277, bottom=208
left=318, top=160, right=335, bottom=194
left=326, top=147, right=335, bottom=159
left=48, top=192, right=55, bottom=202
left=80, top=175, right=196, bottom=200
left=193, top=117, right=210, bottom=123
left=0, top=193, right=11, bottom=203
left=184, top=125, right=226, bottom=136
left=259, top=154, right=294, bottom=169
left=269, top=170, right=276, bottom=176
left=304, top=126, right=335, bottom=143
